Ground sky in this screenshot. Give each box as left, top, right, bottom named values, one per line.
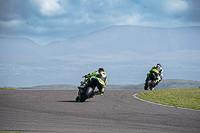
left=0, top=0, right=200, bottom=45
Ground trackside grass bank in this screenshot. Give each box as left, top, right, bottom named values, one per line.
left=137, top=88, right=200, bottom=110
left=0, top=131, right=21, bottom=133
left=0, top=87, right=17, bottom=90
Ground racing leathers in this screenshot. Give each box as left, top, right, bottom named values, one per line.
left=146, top=65, right=163, bottom=84
left=84, top=71, right=107, bottom=95
left=144, top=64, right=163, bottom=90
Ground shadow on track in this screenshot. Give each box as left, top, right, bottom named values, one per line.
left=58, top=100, right=77, bottom=102
left=58, top=100, right=94, bottom=103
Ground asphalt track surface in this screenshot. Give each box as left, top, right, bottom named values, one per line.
left=0, top=90, right=200, bottom=133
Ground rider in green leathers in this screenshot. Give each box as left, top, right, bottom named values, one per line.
left=144, top=64, right=163, bottom=90
left=83, top=68, right=107, bottom=96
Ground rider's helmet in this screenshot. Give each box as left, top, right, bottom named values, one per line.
left=98, top=68, right=105, bottom=73
left=157, top=63, right=162, bottom=67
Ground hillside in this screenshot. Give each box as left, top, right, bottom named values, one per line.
left=106, top=79, right=200, bottom=90
left=21, top=79, right=200, bottom=90
left=44, top=25, right=200, bottom=56
left=0, top=25, right=200, bottom=87
left=21, top=84, right=77, bottom=90
left=156, top=79, right=200, bottom=89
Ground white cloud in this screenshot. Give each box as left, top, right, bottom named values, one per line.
left=0, top=19, right=23, bottom=28
left=116, top=13, right=143, bottom=25
left=31, top=0, right=66, bottom=16
left=164, top=0, right=188, bottom=14
left=1, top=0, right=200, bottom=45
left=29, top=26, right=50, bottom=33
left=74, top=9, right=95, bottom=24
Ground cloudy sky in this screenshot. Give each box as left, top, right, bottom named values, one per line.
left=0, top=0, right=200, bottom=45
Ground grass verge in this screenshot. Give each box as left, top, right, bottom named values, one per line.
left=0, top=131, right=21, bottom=133
left=0, top=87, right=17, bottom=90
left=137, top=88, right=200, bottom=110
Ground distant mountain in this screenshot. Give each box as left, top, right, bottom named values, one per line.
left=21, top=84, right=77, bottom=90
left=43, top=25, right=200, bottom=61
left=21, top=79, right=200, bottom=90
left=1, top=26, right=200, bottom=61
left=0, top=36, right=44, bottom=63
left=106, top=79, right=200, bottom=90
left=0, top=25, right=200, bottom=87
left=0, top=36, right=40, bottom=55
left=155, top=79, right=200, bottom=89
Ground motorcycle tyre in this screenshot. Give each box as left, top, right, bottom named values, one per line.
left=148, top=80, right=156, bottom=91
left=144, top=82, right=148, bottom=90
left=79, top=87, right=93, bottom=102
left=76, top=96, right=80, bottom=101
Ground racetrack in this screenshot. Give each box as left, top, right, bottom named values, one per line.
left=0, top=90, right=200, bottom=133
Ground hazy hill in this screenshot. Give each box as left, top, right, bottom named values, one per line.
left=43, top=25, right=200, bottom=63
left=155, top=79, right=200, bottom=90
left=0, top=36, right=44, bottom=63
left=21, top=79, right=200, bottom=90
left=106, top=79, right=200, bottom=90
left=0, top=25, right=200, bottom=87
left=45, top=25, right=200, bottom=53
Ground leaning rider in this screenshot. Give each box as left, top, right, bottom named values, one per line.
left=83, top=68, right=107, bottom=96
left=144, top=64, right=163, bottom=90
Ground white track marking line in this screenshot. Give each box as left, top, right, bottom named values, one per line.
left=133, top=93, right=200, bottom=112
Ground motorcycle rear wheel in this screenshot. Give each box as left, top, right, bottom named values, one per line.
left=76, top=96, right=80, bottom=101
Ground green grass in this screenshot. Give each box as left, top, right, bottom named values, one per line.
left=0, top=131, right=21, bottom=133
left=137, top=88, right=200, bottom=110
left=0, top=87, right=17, bottom=90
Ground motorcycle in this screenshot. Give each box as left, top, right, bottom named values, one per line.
left=76, top=77, right=98, bottom=102
left=144, top=73, right=157, bottom=90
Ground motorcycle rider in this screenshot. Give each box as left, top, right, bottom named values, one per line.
left=144, top=64, right=163, bottom=90
left=83, top=68, right=107, bottom=96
